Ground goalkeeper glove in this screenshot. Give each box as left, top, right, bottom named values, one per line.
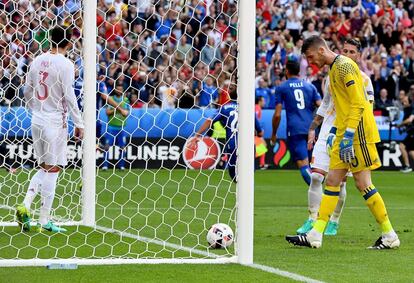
left=326, top=127, right=337, bottom=157
left=339, top=128, right=355, bottom=163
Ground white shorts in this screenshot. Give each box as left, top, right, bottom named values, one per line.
left=311, top=138, right=330, bottom=173
left=32, top=123, right=68, bottom=166
left=311, top=138, right=353, bottom=177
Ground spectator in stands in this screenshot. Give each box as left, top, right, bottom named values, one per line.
left=286, top=1, right=303, bottom=43
left=103, top=82, right=130, bottom=170
left=386, top=66, right=409, bottom=101
left=175, top=35, right=193, bottom=66
left=129, top=90, right=143, bottom=109
left=146, top=94, right=160, bottom=109
left=0, top=62, right=22, bottom=106
left=201, top=37, right=220, bottom=67
left=302, top=22, right=320, bottom=40
left=159, top=79, right=178, bottom=110
left=133, top=72, right=149, bottom=105
left=397, top=91, right=414, bottom=173
left=375, top=89, right=394, bottom=114
left=218, top=80, right=231, bottom=106
left=255, top=78, right=272, bottom=109
left=408, top=85, right=414, bottom=102
left=198, top=76, right=218, bottom=108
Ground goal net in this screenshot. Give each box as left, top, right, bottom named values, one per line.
left=0, top=0, right=255, bottom=266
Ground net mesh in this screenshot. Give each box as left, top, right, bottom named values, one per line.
left=0, top=0, right=240, bottom=261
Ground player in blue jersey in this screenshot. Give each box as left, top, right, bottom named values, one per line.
left=271, top=60, right=321, bottom=185
left=195, top=88, right=263, bottom=182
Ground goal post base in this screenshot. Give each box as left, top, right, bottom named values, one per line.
left=0, top=257, right=238, bottom=267
left=0, top=221, right=82, bottom=227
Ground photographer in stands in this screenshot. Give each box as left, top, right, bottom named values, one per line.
left=397, top=91, right=414, bottom=173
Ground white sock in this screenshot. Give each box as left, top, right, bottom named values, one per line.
left=330, top=181, right=347, bottom=223
left=308, top=172, right=324, bottom=220
left=39, top=172, right=59, bottom=225
left=23, top=169, right=45, bottom=210
left=383, top=230, right=398, bottom=239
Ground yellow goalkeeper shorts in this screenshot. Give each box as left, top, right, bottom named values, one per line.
left=329, top=142, right=381, bottom=173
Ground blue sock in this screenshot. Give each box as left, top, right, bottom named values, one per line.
left=103, top=151, right=109, bottom=168
left=300, top=165, right=311, bottom=185
left=119, top=149, right=125, bottom=168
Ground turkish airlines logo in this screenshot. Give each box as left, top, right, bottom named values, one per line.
left=183, top=137, right=221, bottom=169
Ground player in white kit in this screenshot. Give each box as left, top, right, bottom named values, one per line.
left=297, top=38, right=374, bottom=235
left=16, top=26, right=84, bottom=233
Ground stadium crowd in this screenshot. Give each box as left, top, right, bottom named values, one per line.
left=1, top=0, right=414, bottom=112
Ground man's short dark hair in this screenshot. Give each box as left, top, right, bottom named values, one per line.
left=286, top=60, right=300, bottom=76
left=50, top=26, right=72, bottom=48
left=229, top=84, right=238, bottom=100
left=301, top=36, right=326, bottom=54
left=255, top=96, right=264, bottom=104
left=344, top=38, right=362, bottom=52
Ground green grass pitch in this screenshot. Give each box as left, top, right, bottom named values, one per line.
left=0, top=169, right=413, bottom=282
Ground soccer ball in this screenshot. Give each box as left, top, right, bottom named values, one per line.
left=207, top=223, right=234, bottom=249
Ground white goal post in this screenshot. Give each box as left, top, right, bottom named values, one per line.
left=0, top=0, right=255, bottom=266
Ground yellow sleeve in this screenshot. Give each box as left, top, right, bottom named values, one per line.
left=338, top=62, right=364, bottom=130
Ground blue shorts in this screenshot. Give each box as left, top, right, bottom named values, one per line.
left=287, top=134, right=309, bottom=162
left=105, top=126, right=128, bottom=148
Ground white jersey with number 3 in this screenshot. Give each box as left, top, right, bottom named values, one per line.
left=24, top=52, right=84, bottom=129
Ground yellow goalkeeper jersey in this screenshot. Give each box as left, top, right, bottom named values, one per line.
left=328, top=55, right=380, bottom=144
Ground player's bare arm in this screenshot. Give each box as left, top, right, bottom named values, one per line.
left=308, top=114, right=324, bottom=150
left=74, top=127, right=84, bottom=142
left=271, top=103, right=282, bottom=145
left=397, top=113, right=414, bottom=127
left=100, top=93, right=124, bottom=111
left=195, top=118, right=213, bottom=137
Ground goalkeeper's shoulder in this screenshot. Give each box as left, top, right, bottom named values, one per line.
left=334, top=55, right=360, bottom=73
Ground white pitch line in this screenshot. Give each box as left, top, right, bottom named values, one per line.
left=94, top=225, right=325, bottom=283
left=94, top=224, right=223, bottom=259
left=247, top=263, right=325, bottom=283
left=0, top=204, right=324, bottom=282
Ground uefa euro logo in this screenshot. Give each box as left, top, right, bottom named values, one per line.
left=183, top=137, right=221, bottom=169
left=273, top=140, right=291, bottom=168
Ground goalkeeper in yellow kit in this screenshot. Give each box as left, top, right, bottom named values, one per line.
left=286, top=36, right=400, bottom=249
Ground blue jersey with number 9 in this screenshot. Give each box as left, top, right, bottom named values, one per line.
left=275, top=78, right=321, bottom=136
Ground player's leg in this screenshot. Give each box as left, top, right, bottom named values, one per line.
left=399, top=141, right=412, bottom=172
left=289, top=135, right=311, bottom=185
left=287, top=168, right=348, bottom=247
left=296, top=138, right=329, bottom=233
left=406, top=137, right=414, bottom=170
left=259, top=154, right=266, bottom=169
left=286, top=142, right=348, bottom=247
left=17, top=124, right=44, bottom=231
left=19, top=167, right=46, bottom=230
left=325, top=175, right=347, bottom=235
left=227, top=147, right=237, bottom=183
left=353, top=170, right=399, bottom=249
left=296, top=158, right=311, bottom=185
left=409, top=150, right=414, bottom=166
left=116, top=128, right=128, bottom=170
left=103, top=127, right=116, bottom=169
left=308, top=140, right=330, bottom=221
left=36, top=127, right=68, bottom=233
left=352, top=143, right=399, bottom=249
left=37, top=165, right=66, bottom=232
left=296, top=168, right=326, bottom=234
